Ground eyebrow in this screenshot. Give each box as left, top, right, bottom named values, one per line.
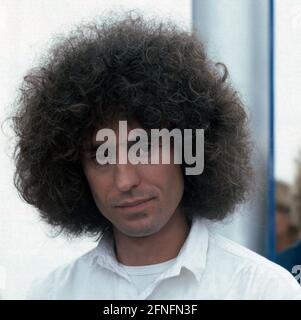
left=83, top=140, right=146, bottom=153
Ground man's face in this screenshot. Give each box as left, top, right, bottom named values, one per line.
left=81, top=121, right=185, bottom=238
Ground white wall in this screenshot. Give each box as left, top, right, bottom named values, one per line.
left=275, top=0, right=301, bottom=184
left=0, top=0, right=191, bottom=300
left=192, top=0, right=272, bottom=256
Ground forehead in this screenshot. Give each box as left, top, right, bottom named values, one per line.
left=94, top=119, right=142, bottom=136
left=83, top=117, right=145, bottom=148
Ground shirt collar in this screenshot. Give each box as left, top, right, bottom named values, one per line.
left=91, top=216, right=209, bottom=282
left=174, top=216, right=208, bottom=281
left=91, top=227, right=131, bottom=280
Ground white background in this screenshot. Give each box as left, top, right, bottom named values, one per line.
left=0, top=0, right=301, bottom=299
left=275, top=0, right=301, bottom=184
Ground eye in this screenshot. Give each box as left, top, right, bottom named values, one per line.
left=89, top=149, right=111, bottom=166
left=138, top=143, right=152, bottom=156
left=141, top=143, right=151, bottom=152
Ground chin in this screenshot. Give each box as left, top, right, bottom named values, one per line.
left=119, top=219, right=163, bottom=238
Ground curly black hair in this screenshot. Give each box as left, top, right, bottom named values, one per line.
left=12, top=13, right=252, bottom=237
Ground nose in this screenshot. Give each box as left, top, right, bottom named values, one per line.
left=114, top=163, right=141, bottom=192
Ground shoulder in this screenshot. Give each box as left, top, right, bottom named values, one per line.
left=26, top=247, right=97, bottom=300
left=205, top=230, right=301, bottom=299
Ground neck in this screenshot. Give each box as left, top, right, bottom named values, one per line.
left=113, top=210, right=190, bottom=266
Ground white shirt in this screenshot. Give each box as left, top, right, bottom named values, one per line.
left=27, top=217, right=301, bottom=300
left=121, top=258, right=177, bottom=294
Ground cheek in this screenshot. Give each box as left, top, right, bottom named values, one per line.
left=165, top=164, right=183, bottom=187
left=171, top=167, right=184, bottom=199
left=143, top=164, right=184, bottom=202
left=163, top=166, right=184, bottom=213
left=83, top=165, right=109, bottom=205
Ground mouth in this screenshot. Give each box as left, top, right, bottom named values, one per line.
left=115, top=197, right=156, bottom=212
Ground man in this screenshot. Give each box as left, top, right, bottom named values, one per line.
left=275, top=181, right=301, bottom=273
left=13, top=14, right=301, bottom=299
left=275, top=181, right=299, bottom=252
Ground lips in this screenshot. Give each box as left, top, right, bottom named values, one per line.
left=116, top=197, right=155, bottom=208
